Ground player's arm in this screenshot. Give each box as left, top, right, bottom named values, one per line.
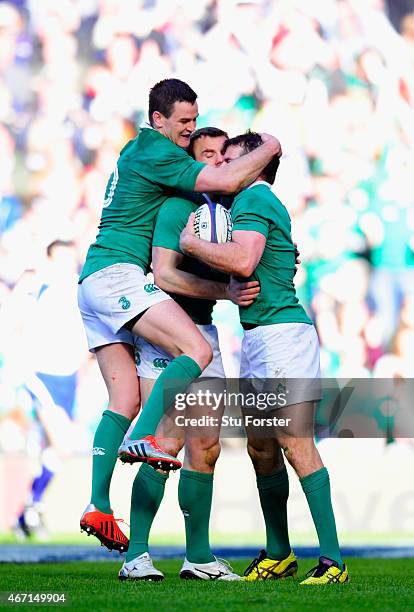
left=142, top=134, right=280, bottom=195
left=194, top=134, right=281, bottom=194
left=180, top=214, right=266, bottom=277
left=153, top=247, right=226, bottom=298
left=152, top=247, right=260, bottom=306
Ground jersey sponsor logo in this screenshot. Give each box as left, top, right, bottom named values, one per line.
left=153, top=357, right=170, bottom=369
left=92, top=447, right=106, bottom=456
left=144, top=283, right=160, bottom=294
left=118, top=296, right=131, bottom=310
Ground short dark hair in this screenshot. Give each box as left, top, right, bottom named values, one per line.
left=187, top=127, right=229, bottom=159
left=46, top=240, right=74, bottom=257
left=148, top=79, right=197, bottom=127
left=222, top=130, right=280, bottom=184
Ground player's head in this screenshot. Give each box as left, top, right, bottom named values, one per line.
left=222, top=131, right=280, bottom=184
left=188, top=127, right=228, bottom=166
left=148, top=79, right=198, bottom=148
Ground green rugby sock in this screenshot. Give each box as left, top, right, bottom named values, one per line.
left=300, top=467, right=343, bottom=566
left=257, top=467, right=291, bottom=560
left=126, top=464, right=168, bottom=562
left=178, top=469, right=215, bottom=564
left=130, top=355, right=202, bottom=439
left=90, top=410, right=131, bottom=514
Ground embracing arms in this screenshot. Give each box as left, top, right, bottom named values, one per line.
left=180, top=215, right=266, bottom=278
left=152, top=246, right=260, bottom=306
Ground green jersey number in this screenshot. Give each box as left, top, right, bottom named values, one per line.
left=103, top=164, right=119, bottom=208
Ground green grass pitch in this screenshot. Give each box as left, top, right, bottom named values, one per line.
left=0, top=558, right=413, bottom=611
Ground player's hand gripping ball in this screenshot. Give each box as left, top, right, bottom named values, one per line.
left=194, top=202, right=232, bottom=243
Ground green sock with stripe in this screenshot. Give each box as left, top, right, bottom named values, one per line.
left=90, top=410, right=131, bottom=514
left=126, top=464, right=168, bottom=562
left=178, top=469, right=215, bottom=564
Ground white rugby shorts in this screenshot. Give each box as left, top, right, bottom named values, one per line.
left=240, top=322, right=321, bottom=406
left=135, top=324, right=225, bottom=379
left=78, top=263, right=171, bottom=352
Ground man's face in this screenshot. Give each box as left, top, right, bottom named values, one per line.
left=193, top=135, right=227, bottom=166
left=223, top=144, right=244, bottom=164
left=153, top=101, right=198, bottom=148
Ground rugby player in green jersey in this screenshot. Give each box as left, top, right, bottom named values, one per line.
left=180, top=132, right=348, bottom=586
left=118, top=127, right=259, bottom=581
left=78, top=79, right=281, bottom=552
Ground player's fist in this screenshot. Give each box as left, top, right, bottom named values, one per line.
left=260, top=133, right=282, bottom=157
left=227, top=278, right=260, bottom=307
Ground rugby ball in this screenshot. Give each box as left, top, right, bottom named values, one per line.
left=194, top=201, right=232, bottom=243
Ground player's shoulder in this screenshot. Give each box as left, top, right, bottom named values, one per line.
left=249, top=183, right=277, bottom=198
left=137, top=128, right=189, bottom=159
left=119, top=138, right=136, bottom=157
left=232, top=184, right=270, bottom=211
left=249, top=184, right=285, bottom=209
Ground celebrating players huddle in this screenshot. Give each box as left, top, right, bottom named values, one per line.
left=77, top=79, right=348, bottom=585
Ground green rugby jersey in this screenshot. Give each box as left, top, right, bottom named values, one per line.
left=152, top=194, right=227, bottom=325
left=231, top=182, right=312, bottom=326
left=79, top=128, right=205, bottom=282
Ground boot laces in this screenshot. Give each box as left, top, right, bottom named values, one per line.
left=243, top=550, right=266, bottom=576
left=216, top=558, right=234, bottom=575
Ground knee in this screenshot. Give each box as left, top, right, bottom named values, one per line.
left=185, top=439, right=221, bottom=471
left=111, top=400, right=140, bottom=421
left=280, top=438, right=319, bottom=474
left=281, top=438, right=303, bottom=461
left=108, top=384, right=140, bottom=421
left=203, top=440, right=221, bottom=469
left=247, top=441, right=283, bottom=475
left=201, top=343, right=213, bottom=370
left=247, top=440, right=275, bottom=465
left=191, top=339, right=213, bottom=371
left=180, top=337, right=212, bottom=371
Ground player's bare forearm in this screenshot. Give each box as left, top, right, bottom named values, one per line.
left=152, top=246, right=260, bottom=305
left=181, top=234, right=245, bottom=276
left=154, top=266, right=228, bottom=300
left=233, top=135, right=281, bottom=191
left=180, top=215, right=266, bottom=278
left=152, top=246, right=227, bottom=299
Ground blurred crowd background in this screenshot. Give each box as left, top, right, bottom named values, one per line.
left=1, top=0, right=414, bottom=514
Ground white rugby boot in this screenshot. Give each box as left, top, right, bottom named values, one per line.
left=180, top=557, right=241, bottom=581
left=118, top=552, right=164, bottom=582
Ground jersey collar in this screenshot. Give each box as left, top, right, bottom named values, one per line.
left=247, top=180, right=272, bottom=190
left=139, top=121, right=154, bottom=130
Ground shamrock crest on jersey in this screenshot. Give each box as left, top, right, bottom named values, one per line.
left=144, top=284, right=160, bottom=294
left=153, top=358, right=170, bottom=369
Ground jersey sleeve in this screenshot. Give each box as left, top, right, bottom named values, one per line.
left=152, top=197, right=193, bottom=253
left=138, top=136, right=206, bottom=192
left=231, top=192, right=270, bottom=239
